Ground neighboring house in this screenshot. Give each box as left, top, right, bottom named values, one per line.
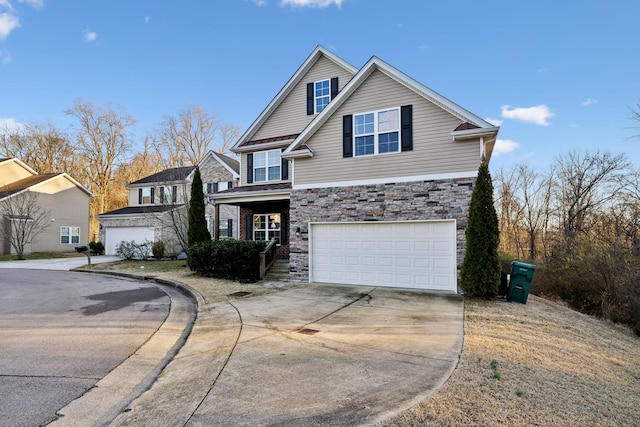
left=213, top=46, right=499, bottom=292
left=0, top=158, right=93, bottom=255
left=97, top=151, right=240, bottom=256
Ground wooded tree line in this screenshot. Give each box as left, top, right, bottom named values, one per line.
left=495, top=149, right=640, bottom=333
left=0, top=100, right=239, bottom=241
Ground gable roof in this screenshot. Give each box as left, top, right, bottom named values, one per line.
left=128, top=166, right=195, bottom=186
left=96, top=204, right=181, bottom=217
left=198, top=151, right=240, bottom=179
left=0, top=173, right=94, bottom=200
left=283, top=55, right=499, bottom=157
left=0, top=157, right=38, bottom=176
left=232, top=46, right=358, bottom=152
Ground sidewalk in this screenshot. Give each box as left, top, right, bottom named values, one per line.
left=0, top=255, right=121, bottom=270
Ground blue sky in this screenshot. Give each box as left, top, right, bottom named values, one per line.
left=1, top=0, right=639, bottom=172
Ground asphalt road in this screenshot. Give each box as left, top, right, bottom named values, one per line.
left=0, top=269, right=171, bottom=427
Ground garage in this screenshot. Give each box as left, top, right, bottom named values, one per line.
left=104, top=227, right=155, bottom=256
left=310, top=220, right=457, bottom=291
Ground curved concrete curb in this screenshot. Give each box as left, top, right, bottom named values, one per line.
left=50, top=270, right=200, bottom=427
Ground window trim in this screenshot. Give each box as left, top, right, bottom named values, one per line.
left=353, top=107, right=401, bottom=157
left=314, top=79, right=330, bottom=114
left=253, top=150, right=281, bottom=183
left=252, top=213, right=281, bottom=244
left=60, top=226, right=80, bottom=245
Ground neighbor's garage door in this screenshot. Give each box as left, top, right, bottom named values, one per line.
left=310, top=221, right=456, bottom=291
left=105, top=227, right=155, bottom=256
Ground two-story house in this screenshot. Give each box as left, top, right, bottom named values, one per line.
left=0, top=158, right=93, bottom=255
left=98, top=151, right=239, bottom=256
left=213, top=46, right=499, bottom=292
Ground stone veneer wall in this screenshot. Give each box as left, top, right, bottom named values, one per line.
left=288, top=177, right=475, bottom=283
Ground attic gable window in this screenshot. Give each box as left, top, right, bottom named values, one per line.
left=315, top=79, right=330, bottom=113
left=354, top=108, right=400, bottom=156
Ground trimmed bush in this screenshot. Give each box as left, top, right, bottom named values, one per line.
left=187, top=239, right=265, bottom=281
left=89, top=241, right=104, bottom=255
left=152, top=240, right=166, bottom=259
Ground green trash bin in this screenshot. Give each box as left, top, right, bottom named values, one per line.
left=508, top=261, right=536, bottom=304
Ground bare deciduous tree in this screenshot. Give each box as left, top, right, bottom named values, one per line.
left=66, top=100, right=136, bottom=236
left=153, top=103, right=239, bottom=167
left=553, top=150, right=629, bottom=238
left=0, top=191, right=51, bottom=259
left=0, top=122, right=79, bottom=174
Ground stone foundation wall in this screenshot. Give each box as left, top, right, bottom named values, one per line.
left=289, top=177, right=475, bottom=282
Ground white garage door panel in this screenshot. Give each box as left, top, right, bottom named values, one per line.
left=311, top=221, right=456, bottom=291
left=105, top=227, right=155, bottom=256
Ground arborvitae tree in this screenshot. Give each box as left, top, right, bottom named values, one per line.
left=460, top=159, right=500, bottom=297
left=187, top=166, right=211, bottom=247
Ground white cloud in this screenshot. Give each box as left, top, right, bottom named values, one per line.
left=0, top=48, right=11, bottom=63
left=0, top=11, right=19, bottom=39
left=144, top=15, right=150, bottom=24
left=84, top=29, right=97, bottom=42
left=581, top=97, right=597, bottom=107
left=18, top=0, right=44, bottom=9
left=485, top=117, right=503, bottom=127
left=500, top=104, right=555, bottom=126
left=252, top=0, right=267, bottom=5
left=280, top=0, right=342, bottom=7
left=493, top=139, right=520, bottom=156
left=0, top=1, right=14, bottom=11
left=0, top=117, right=24, bottom=132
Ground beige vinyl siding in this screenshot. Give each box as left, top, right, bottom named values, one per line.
left=32, top=177, right=91, bottom=251
left=0, top=161, right=34, bottom=185
left=251, top=56, right=355, bottom=142
left=294, top=69, right=482, bottom=186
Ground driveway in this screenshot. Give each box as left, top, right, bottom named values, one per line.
left=107, top=284, right=464, bottom=426
left=0, top=269, right=194, bottom=427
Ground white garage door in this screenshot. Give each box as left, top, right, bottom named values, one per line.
left=310, top=221, right=457, bottom=291
left=105, top=227, right=155, bottom=256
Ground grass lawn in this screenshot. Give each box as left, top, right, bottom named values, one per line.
left=86, top=260, right=640, bottom=425
left=0, top=251, right=85, bottom=262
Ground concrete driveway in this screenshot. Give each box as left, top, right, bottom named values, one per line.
left=105, top=284, right=464, bottom=426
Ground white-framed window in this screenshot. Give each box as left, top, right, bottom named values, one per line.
left=161, top=186, right=175, bottom=204
left=141, top=187, right=152, bottom=204
left=219, top=219, right=232, bottom=238
left=60, top=226, right=80, bottom=244
left=354, top=107, right=400, bottom=157
left=253, top=214, right=281, bottom=244
left=315, top=79, right=330, bottom=113
left=253, top=150, right=281, bottom=182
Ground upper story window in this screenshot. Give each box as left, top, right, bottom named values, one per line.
left=205, top=181, right=233, bottom=193
left=354, top=108, right=400, bottom=157
left=160, top=185, right=176, bottom=204
left=139, top=187, right=154, bottom=204
left=314, top=79, right=330, bottom=113
left=253, top=150, right=281, bottom=182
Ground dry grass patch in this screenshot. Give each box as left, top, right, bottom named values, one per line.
left=86, top=260, right=294, bottom=304
left=382, top=295, right=640, bottom=426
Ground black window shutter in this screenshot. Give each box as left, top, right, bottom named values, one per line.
left=159, top=187, right=165, bottom=204
left=150, top=187, right=155, bottom=203
left=228, top=181, right=233, bottom=188
left=138, top=188, right=142, bottom=204
left=306, top=82, right=314, bottom=115
left=401, top=104, right=413, bottom=152
left=281, top=213, right=288, bottom=246
left=281, top=156, right=289, bottom=180
left=245, top=215, right=253, bottom=240
left=213, top=182, right=218, bottom=193
left=246, top=153, right=253, bottom=184
left=330, top=77, right=339, bottom=100
left=227, top=219, right=233, bottom=238
left=342, top=114, right=353, bottom=158
left=172, top=186, right=177, bottom=202
left=206, top=183, right=211, bottom=194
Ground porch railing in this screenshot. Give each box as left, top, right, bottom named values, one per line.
left=259, top=239, right=277, bottom=279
